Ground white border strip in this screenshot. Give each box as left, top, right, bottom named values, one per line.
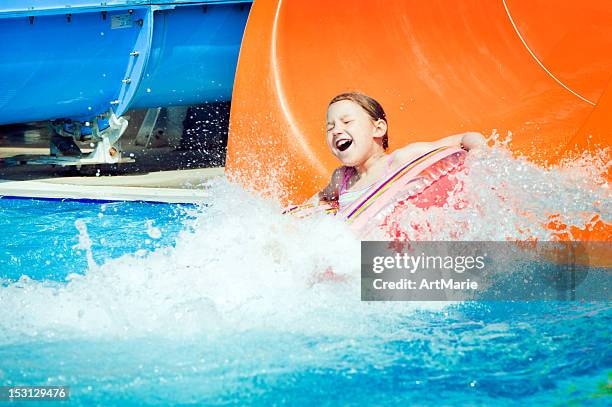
left=0, top=180, right=210, bottom=204
left=502, top=0, right=595, bottom=106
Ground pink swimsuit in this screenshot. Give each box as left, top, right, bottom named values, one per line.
left=338, top=153, right=395, bottom=210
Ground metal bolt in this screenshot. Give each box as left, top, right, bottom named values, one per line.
left=128, top=9, right=133, bottom=14
left=110, top=100, right=120, bottom=105
left=66, top=14, right=72, bottom=23
left=136, top=19, right=144, bottom=27
left=130, top=51, right=139, bottom=57
left=122, top=78, right=131, bottom=84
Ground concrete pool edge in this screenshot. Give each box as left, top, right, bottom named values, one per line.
left=0, top=167, right=223, bottom=204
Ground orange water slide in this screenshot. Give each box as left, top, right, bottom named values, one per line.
left=227, top=0, right=612, bottom=205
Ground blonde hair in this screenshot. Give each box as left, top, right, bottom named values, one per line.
left=329, top=92, right=389, bottom=150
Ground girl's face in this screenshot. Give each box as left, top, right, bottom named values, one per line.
left=326, top=100, right=386, bottom=166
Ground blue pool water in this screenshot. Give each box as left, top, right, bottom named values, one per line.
left=0, top=149, right=610, bottom=405
left=0, top=198, right=193, bottom=281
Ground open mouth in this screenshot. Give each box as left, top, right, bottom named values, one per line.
left=335, top=138, right=353, bottom=152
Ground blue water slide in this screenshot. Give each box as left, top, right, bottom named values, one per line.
left=0, top=1, right=252, bottom=126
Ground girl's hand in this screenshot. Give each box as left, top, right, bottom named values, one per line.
left=460, top=132, right=487, bottom=151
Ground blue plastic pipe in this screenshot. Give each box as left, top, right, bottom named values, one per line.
left=0, top=1, right=251, bottom=125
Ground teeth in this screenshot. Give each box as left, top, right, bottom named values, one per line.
left=336, top=139, right=352, bottom=152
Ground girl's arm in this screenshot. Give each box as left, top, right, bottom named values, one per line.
left=429, top=131, right=486, bottom=151
left=393, top=132, right=486, bottom=164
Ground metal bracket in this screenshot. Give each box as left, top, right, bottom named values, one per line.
left=13, top=112, right=133, bottom=168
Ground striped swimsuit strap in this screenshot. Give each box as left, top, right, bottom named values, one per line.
left=343, top=146, right=450, bottom=222
left=339, top=152, right=396, bottom=196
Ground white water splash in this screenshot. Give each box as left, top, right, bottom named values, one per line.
left=0, top=182, right=443, bottom=344
left=377, top=135, right=610, bottom=241
left=73, top=219, right=98, bottom=271
left=0, top=142, right=608, bottom=344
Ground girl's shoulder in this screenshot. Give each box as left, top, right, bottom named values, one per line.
left=394, top=141, right=435, bottom=158
left=389, top=142, right=434, bottom=170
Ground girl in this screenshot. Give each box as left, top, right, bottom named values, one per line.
left=315, top=92, right=485, bottom=208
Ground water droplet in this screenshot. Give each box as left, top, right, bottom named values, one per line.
left=145, top=220, right=162, bottom=239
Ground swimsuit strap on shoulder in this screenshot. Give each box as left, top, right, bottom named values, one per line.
left=341, top=153, right=394, bottom=195
left=339, top=166, right=355, bottom=195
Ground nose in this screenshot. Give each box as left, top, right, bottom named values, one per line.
left=331, top=123, right=344, bottom=136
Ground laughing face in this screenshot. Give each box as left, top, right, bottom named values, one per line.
left=326, top=99, right=387, bottom=167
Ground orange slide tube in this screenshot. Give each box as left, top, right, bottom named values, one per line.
left=226, top=0, right=612, bottom=207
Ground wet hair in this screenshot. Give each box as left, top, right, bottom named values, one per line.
left=328, top=92, right=389, bottom=150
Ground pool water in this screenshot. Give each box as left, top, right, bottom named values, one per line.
left=1, top=303, right=610, bottom=405
left=0, top=146, right=610, bottom=405
left=0, top=198, right=193, bottom=281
